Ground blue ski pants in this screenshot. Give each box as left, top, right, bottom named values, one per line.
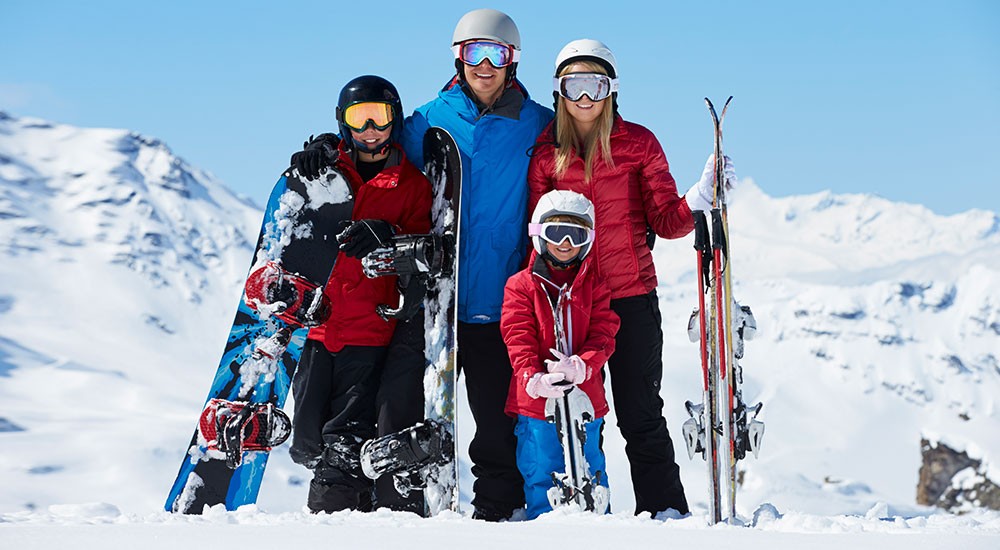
left=514, top=415, right=609, bottom=520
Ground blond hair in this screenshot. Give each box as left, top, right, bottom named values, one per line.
left=543, top=213, right=593, bottom=229
left=554, top=60, right=616, bottom=182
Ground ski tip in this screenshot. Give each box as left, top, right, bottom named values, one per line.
left=721, top=96, right=734, bottom=118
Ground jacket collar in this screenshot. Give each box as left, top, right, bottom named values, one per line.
left=335, top=141, right=407, bottom=190
left=439, top=77, right=531, bottom=121
left=528, top=249, right=594, bottom=290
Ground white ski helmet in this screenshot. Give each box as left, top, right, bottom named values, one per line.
left=553, top=39, right=619, bottom=114
left=555, top=38, right=617, bottom=78
left=530, top=189, right=596, bottom=262
left=452, top=9, right=521, bottom=49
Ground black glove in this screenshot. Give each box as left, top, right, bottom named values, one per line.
left=338, top=219, right=396, bottom=259
left=290, top=133, right=340, bottom=180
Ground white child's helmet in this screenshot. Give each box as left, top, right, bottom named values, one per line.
left=529, top=190, right=596, bottom=265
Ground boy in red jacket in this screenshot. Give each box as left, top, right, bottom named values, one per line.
left=285, top=75, right=432, bottom=514
left=500, top=190, right=620, bottom=519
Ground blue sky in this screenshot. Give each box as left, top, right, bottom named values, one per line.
left=3, top=1, right=998, bottom=215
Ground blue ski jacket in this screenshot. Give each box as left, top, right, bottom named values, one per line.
left=402, top=79, right=553, bottom=324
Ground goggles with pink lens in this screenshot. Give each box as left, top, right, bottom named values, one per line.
left=554, top=73, right=619, bottom=102
left=451, top=40, right=521, bottom=68
left=529, top=222, right=595, bottom=247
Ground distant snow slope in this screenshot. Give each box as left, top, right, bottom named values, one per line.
left=0, top=111, right=263, bottom=511
left=1, top=112, right=999, bottom=529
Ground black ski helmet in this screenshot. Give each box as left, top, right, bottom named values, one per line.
left=336, top=75, right=404, bottom=155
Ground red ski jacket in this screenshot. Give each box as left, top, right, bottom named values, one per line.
left=528, top=117, right=694, bottom=300
left=309, top=144, right=433, bottom=352
left=501, top=252, right=620, bottom=420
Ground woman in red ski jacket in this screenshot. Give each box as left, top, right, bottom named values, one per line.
left=526, top=40, right=736, bottom=517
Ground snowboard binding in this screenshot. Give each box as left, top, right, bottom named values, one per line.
left=362, top=233, right=453, bottom=279
left=244, top=260, right=331, bottom=328
left=362, top=234, right=457, bottom=320
left=198, top=398, right=292, bottom=469
left=359, top=419, right=454, bottom=489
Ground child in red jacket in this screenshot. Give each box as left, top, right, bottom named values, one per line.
left=500, top=190, right=620, bottom=519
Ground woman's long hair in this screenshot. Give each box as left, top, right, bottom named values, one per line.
left=553, top=60, right=616, bottom=182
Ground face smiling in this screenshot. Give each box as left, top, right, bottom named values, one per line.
left=562, top=63, right=607, bottom=130
left=349, top=125, right=391, bottom=154
left=463, top=59, right=507, bottom=107
left=545, top=238, right=582, bottom=265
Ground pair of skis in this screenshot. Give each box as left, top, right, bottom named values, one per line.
left=546, top=287, right=609, bottom=515
left=681, top=97, right=765, bottom=524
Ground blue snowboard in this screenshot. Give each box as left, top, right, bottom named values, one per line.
left=165, top=166, right=353, bottom=513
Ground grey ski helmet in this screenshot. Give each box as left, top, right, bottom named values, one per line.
left=452, top=9, right=521, bottom=48
left=530, top=190, right=596, bottom=267
left=451, top=9, right=521, bottom=84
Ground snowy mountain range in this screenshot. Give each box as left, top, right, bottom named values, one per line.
left=1, top=111, right=998, bottom=527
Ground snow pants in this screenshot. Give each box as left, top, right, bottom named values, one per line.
left=607, top=290, right=689, bottom=516
left=458, top=321, right=526, bottom=517
left=514, top=415, right=608, bottom=520
left=372, top=310, right=427, bottom=514
left=290, top=339, right=385, bottom=513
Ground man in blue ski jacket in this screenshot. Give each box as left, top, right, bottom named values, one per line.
left=401, top=8, right=553, bottom=521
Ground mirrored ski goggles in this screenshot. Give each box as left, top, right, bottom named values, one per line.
left=528, top=222, right=595, bottom=247
left=554, top=73, right=619, bottom=102
left=342, top=101, right=394, bottom=132
left=451, top=40, right=521, bottom=68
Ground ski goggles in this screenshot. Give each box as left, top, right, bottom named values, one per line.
left=528, top=222, right=595, bottom=247
left=341, top=101, right=394, bottom=132
left=451, top=40, right=521, bottom=68
left=554, top=73, right=619, bottom=102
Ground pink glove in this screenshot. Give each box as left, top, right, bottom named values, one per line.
left=526, top=372, right=569, bottom=399
left=544, top=349, right=589, bottom=385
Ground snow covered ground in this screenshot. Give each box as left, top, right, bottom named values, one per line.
left=1, top=112, right=999, bottom=546
left=2, top=504, right=999, bottom=549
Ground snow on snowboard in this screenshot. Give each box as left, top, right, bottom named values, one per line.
left=359, top=127, right=461, bottom=515
left=165, top=163, right=353, bottom=514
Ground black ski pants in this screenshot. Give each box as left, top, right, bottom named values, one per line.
left=372, top=310, right=427, bottom=514
left=459, top=321, right=525, bottom=515
left=607, top=290, right=690, bottom=516
left=290, top=339, right=385, bottom=513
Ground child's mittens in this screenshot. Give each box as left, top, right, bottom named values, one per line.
left=544, top=349, right=589, bottom=385
left=526, top=372, right=569, bottom=399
